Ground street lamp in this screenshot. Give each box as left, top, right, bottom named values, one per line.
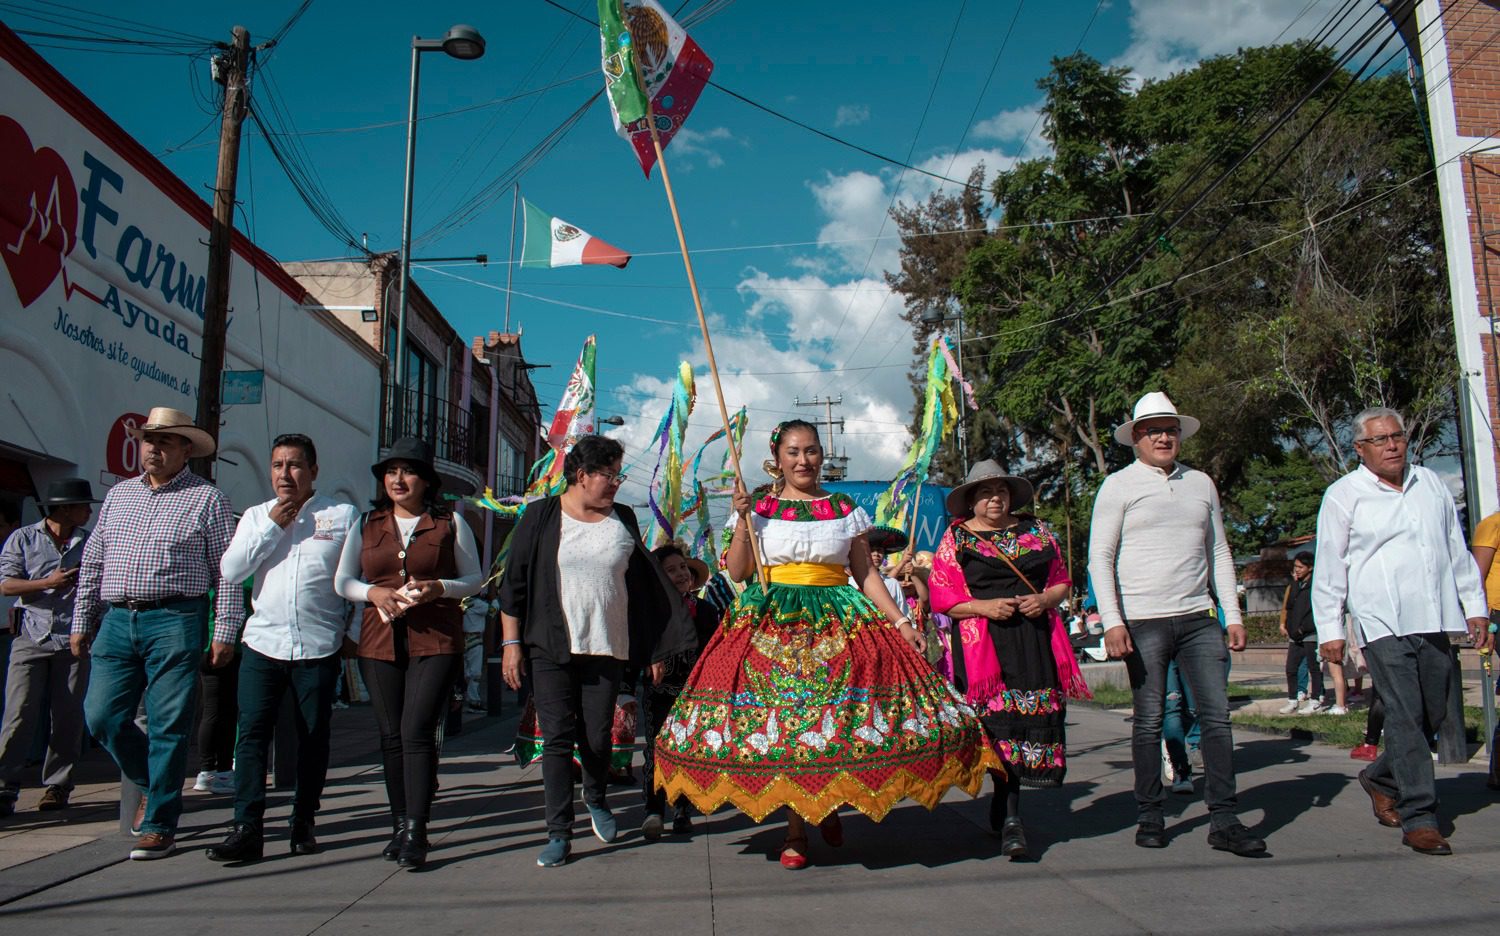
left=393, top=24, right=486, bottom=392
left=921, top=306, right=968, bottom=465
left=598, top=415, right=626, bottom=428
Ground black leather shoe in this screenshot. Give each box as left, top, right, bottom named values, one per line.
left=1208, top=821, right=1266, bottom=856
left=397, top=818, right=429, bottom=869
left=1000, top=817, right=1029, bottom=859
left=290, top=818, right=318, bottom=855
left=382, top=816, right=405, bottom=861
left=206, top=823, right=263, bottom=863
left=1135, top=821, right=1167, bottom=849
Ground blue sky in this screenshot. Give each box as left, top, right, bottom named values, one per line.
left=13, top=0, right=1394, bottom=509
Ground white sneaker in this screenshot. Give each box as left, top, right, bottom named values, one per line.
left=1276, top=699, right=1301, bottom=715
left=1298, top=698, right=1325, bottom=715
left=208, top=770, right=236, bottom=795
left=1327, top=705, right=1348, bottom=716
left=193, top=770, right=215, bottom=792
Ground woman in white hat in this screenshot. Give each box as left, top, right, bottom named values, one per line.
left=928, top=460, right=1091, bottom=860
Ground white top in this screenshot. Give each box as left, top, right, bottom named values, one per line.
left=333, top=511, right=484, bottom=605
left=395, top=514, right=420, bottom=545
left=727, top=498, right=873, bottom=566
left=1087, top=459, right=1242, bottom=631
left=462, top=596, right=490, bottom=635
left=557, top=511, right=635, bottom=659
left=1311, top=464, right=1486, bottom=647
left=220, top=495, right=359, bottom=661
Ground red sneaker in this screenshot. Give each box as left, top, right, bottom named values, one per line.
left=1349, top=743, right=1379, bottom=762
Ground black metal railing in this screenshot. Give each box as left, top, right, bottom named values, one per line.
left=381, top=383, right=476, bottom=470
left=494, top=473, right=528, bottom=497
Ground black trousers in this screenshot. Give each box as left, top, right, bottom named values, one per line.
left=231, top=646, right=341, bottom=829
left=530, top=654, right=622, bottom=840
left=640, top=686, right=692, bottom=818
left=360, top=653, right=459, bottom=822
left=1285, top=641, right=1323, bottom=700
left=199, top=652, right=240, bottom=772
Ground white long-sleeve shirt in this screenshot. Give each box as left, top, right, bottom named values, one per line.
left=1311, top=464, right=1486, bottom=647
left=1087, top=459, right=1242, bottom=632
left=333, top=510, right=483, bottom=606
left=219, top=494, right=359, bottom=661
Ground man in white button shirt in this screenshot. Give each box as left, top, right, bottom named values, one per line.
left=1312, top=407, right=1492, bottom=856
left=1088, top=392, right=1264, bottom=857
left=205, top=434, right=359, bottom=863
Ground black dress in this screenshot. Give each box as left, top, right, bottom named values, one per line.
left=949, top=520, right=1067, bottom=787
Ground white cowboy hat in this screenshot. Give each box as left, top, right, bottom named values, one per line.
left=1112, top=392, right=1200, bottom=446
left=126, top=406, right=216, bottom=457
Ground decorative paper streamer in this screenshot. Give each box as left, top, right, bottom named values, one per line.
left=875, top=336, right=961, bottom=533
left=646, top=361, right=696, bottom=546
left=937, top=333, right=978, bottom=412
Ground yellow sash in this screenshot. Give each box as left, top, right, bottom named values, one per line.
left=766, top=562, right=848, bottom=587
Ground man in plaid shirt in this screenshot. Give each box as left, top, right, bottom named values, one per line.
left=71, top=407, right=243, bottom=861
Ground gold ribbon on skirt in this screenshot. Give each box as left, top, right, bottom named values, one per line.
left=765, top=562, right=848, bottom=587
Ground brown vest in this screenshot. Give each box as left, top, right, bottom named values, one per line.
left=357, top=508, right=462, bottom=661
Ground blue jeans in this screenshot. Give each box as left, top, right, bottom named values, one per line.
left=1125, top=614, right=1238, bottom=829
left=84, top=600, right=206, bottom=835
left=1162, top=661, right=1193, bottom=774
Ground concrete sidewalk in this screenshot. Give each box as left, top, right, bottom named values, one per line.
left=0, top=705, right=1497, bottom=935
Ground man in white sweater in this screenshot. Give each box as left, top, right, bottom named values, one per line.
left=1088, top=392, right=1264, bottom=856
left=1311, top=407, right=1491, bottom=856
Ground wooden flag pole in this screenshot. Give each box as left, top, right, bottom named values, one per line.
left=629, top=61, right=768, bottom=589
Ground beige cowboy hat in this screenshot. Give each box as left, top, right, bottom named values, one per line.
left=945, top=459, right=1035, bottom=517
left=683, top=556, right=712, bottom=591
left=1112, top=391, right=1201, bottom=446
left=126, top=406, right=216, bottom=457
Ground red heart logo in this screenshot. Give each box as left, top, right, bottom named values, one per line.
left=0, top=115, right=79, bottom=308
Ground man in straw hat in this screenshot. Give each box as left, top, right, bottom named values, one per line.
left=1087, top=391, right=1264, bottom=856
left=70, top=406, right=243, bottom=860
left=0, top=479, right=98, bottom=817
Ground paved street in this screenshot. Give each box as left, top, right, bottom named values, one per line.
left=0, top=702, right=1496, bottom=935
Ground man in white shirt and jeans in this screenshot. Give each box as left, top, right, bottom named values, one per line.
left=1312, top=407, right=1492, bottom=856
left=1089, top=392, right=1264, bottom=856
left=206, top=434, right=359, bottom=863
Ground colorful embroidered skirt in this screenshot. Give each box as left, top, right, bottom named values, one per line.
left=514, top=694, right=637, bottom=773
left=653, top=581, right=1001, bottom=822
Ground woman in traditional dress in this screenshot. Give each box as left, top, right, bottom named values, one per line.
left=654, top=420, right=1000, bottom=870
left=928, top=460, right=1091, bottom=860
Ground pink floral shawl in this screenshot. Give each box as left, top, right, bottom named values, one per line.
left=928, top=518, right=1091, bottom=709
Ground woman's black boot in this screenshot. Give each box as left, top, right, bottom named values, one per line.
left=397, top=818, right=429, bottom=869
left=382, top=815, right=405, bottom=861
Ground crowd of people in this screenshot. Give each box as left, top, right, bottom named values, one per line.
left=0, top=389, right=1494, bottom=870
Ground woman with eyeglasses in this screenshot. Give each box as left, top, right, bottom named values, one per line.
left=497, top=434, right=697, bottom=868
left=334, top=438, right=483, bottom=869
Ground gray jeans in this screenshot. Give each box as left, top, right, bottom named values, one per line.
left=1360, top=632, right=1453, bottom=830
left=0, top=636, right=89, bottom=792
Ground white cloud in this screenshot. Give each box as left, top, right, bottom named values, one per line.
left=1112, top=0, right=1388, bottom=83
left=834, top=103, right=870, bottom=127
left=972, top=103, right=1050, bottom=158
left=669, top=126, right=741, bottom=169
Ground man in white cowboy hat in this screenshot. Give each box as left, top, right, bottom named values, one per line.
left=70, top=406, right=243, bottom=861
left=1087, top=391, right=1263, bottom=856
left=0, top=478, right=99, bottom=817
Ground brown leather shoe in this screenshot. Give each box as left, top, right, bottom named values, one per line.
left=1401, top=827, right=1452, bottom=855
left=1357, top=770, right=1400, bottom=828
left=37, top=786, right=69, bottom=811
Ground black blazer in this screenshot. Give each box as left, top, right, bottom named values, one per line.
left=498, top=496, right=697, bottom=668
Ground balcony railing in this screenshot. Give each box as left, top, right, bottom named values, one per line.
left=494, top=473, right=528, bottom=497
left=381, top=383, right=476, bottom=470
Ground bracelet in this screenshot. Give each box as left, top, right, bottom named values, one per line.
left=894, top=617, right=913, bottom=628
left=1489, top=623, right=1498, bottom=634
left=501, top=639, right=521, bottom=647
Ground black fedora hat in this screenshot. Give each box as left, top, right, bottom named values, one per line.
left=866, top=524, right=910, bottom=552
left=372, top=437, right=442, bottom=491
left=41, top=478, right=100, bottom=506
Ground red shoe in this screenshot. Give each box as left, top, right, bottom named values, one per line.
left=1350, top=743, right=1379, bottom=762
left=779, top=837, right=809, bottom=870
left=818, top=812, right=844, bottom=848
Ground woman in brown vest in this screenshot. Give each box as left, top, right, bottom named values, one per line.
left=336, top=438, right=482, bottom=869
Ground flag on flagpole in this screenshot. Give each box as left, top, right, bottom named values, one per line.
left=875, top=337, right=961, bottom=533
left=597, top=0, right=715, bottom=178
left=525, top=335, right=598, bottom=497
left=646, top=361, right=696, bottom=546
left=521, top=198, right=631, bottom=269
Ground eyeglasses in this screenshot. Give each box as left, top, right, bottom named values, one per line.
left=1138, top=426, right=1181, bottom=439
left=1355, top=431, right=1406, bottom=447
left=590, top=470, right=629, bottom=485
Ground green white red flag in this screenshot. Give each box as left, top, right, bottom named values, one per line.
left=546, top=334, right=597, bottom=448
left=521, top=198, right=630, bottom=269
left=597, top=0, right=715, bottom=177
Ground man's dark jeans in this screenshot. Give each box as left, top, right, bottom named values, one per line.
left=1360, top=632, right=1453, bottom=830
left=232, top=646, right=341, bottom=829
left=1125, top=614, right=1238, bottom=830
left=530, top=654, right=622, bottom=840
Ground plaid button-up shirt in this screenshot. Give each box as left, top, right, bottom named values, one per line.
left=71, top=467, right=244, bottom=644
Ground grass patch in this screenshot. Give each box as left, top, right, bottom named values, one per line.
left=1080, top=683, right=1284, bottom=709
left=1233, top=706, right=1490, bottom=749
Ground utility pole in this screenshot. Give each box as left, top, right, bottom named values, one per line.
left=794, top=394, right=848, bottom=481
left=191, top=25, right=250, bottom=480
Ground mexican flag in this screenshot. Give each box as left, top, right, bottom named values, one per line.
left=598, top=0, right=715, bottom=177
left=521, top=199, right=630, bottom=269
left=546, top=334, right=598, bottom=449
